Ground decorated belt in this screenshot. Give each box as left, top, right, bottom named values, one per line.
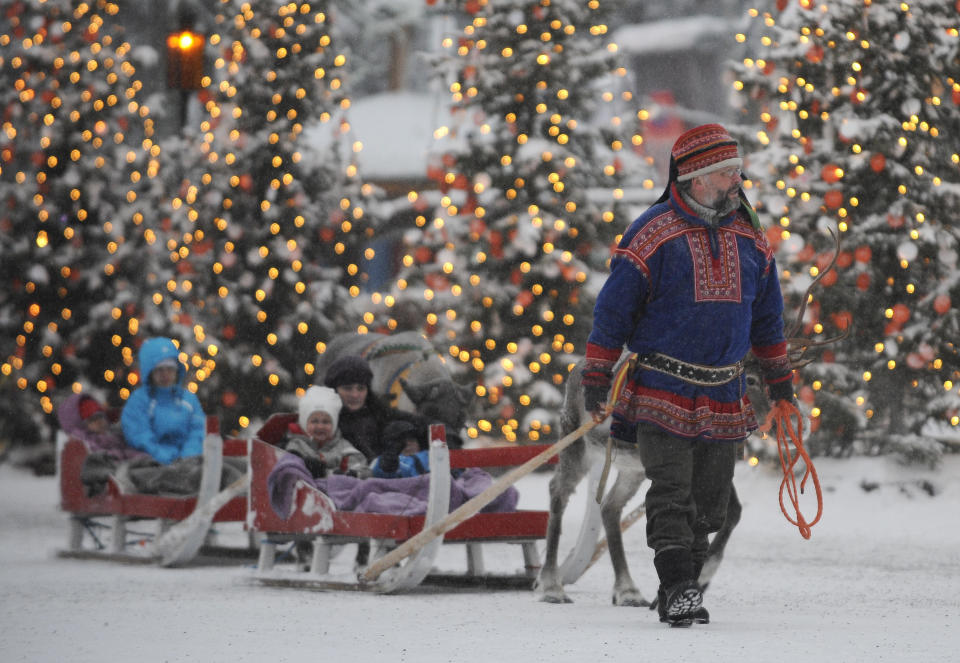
left=636, top=352, right=743, bottom=386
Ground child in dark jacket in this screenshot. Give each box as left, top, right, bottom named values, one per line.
left=370, top=420, right=431, bottom=478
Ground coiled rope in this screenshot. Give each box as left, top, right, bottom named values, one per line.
left=759, top=400, right=823, bottom=539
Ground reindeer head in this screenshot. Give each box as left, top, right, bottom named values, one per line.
left=747, top=226, right=848, bottom=418
left=399, top=378, right=474, bottom=432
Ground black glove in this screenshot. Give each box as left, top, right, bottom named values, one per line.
left=379, top=450, right=400, bottom=474
left=583, top=384, right=609, bottom=414
left=767, top=378, right=795, bottom=404
left=291, top=452, right=327, bottom=478
left=582, top=367, right=611, bottom=414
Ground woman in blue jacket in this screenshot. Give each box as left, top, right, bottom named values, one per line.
left=121, top=337, right=205, bottom=465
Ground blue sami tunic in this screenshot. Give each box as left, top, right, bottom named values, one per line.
left=587, top=185, right=792, bottom=443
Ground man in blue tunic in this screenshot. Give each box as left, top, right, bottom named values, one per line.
left=583, top=124, right=794, bottom=626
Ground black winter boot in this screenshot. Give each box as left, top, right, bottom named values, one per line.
left=660, top=579, right=703, bottom=627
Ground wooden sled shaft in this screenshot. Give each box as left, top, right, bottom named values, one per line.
left=361, top=412, right=607, bottom=582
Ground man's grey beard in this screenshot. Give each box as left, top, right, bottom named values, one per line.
left=711, top=190, right=740, bottom=217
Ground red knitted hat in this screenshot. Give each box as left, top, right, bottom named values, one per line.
left=78, top=396, right=105, bottom=421
left=672, top=123, right=742, bottom=182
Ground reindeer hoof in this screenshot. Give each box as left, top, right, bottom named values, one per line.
left=540, top=592, right=574, bottom=604
left=612, top=591, right=650, bottom=607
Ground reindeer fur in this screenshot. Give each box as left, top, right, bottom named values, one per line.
left=315, top=332, right=473, bottom=432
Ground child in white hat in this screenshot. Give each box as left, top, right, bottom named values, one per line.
left=283, top=386, right=371, bottom=479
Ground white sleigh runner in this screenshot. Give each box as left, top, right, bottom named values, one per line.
left=249, top=422, right=554, bottom=593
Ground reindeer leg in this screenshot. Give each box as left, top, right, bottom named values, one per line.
left=601, top=470, right=649, bottom=607
left=698, top=484, right=742, bottom=592
left=535, top=438, right=588, bottom=604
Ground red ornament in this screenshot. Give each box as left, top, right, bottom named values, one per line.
left=821, top=163, right=842, bottom=183
left=835, top=251, right=853, bottom=269
left=824, top=190, right=844, bottom=209
left=799, top=386, right=815, bottom=405
left=953, top=89, right=960, bottom=106
left=805, top=44, right=824, bottom=63
left=854, top=246, right=872, bottom=263
left=222, top=391, right=238, bottom=408
left=516, top=290, right=534, bottom=307
left=413, top=246, right=433, bottom=264
left=819, top=269, right=837, bottom=287
left=830, top=311, right=852, bottom=330
left=869, top=153, right=886, bottom=173
left=886, top=214, right=905, bottom=229
left=776, top=0, right=788, bottom=9
left=855, top=273, right=871, bottom=290
left=891, top=303, right=910, bottom=324
left=933, top=294, right=951, bottom=315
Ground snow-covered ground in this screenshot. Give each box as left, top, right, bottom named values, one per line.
left=2, top=453, right=958, bottom=663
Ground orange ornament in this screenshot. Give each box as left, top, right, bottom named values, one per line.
left=869, top=153, right=886, bottom=172
left=824, top=190, right=844, bottom=208
left=933, top=294, right=951, bottom=315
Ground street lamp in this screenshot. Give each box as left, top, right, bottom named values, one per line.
left=166, top=12, right=205, bottom=129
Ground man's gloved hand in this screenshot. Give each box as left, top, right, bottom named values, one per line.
left=582, top=368, right=611, bottom=418
left=767, top=378, right=795, bottom=405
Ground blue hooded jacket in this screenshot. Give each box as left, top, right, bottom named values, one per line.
left=121, top=337, right=205, bottom=464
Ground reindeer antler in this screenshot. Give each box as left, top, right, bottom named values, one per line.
left=784, top=226, right=848, bottom=369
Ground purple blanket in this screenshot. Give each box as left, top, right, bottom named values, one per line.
left=267, top=452, right=518, bottom=519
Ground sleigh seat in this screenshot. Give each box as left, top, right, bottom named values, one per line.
left=58, top=417, right=251, bottom=564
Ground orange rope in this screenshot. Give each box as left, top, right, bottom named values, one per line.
left=758, top=400, right=823, bottom=539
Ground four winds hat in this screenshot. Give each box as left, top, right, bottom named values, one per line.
left=672, top=123, right=742, bottom=182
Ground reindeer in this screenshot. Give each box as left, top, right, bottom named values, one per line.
left=535, top=229, right=843, bottom=607
left=315, top=331, right=474, bottom=433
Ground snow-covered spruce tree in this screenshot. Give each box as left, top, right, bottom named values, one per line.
left=732, top=0, right=960, bottom=457
left=163, top=0, right=373, bottom=433
left=0, top=0, right=169, bottom=445
left=367, top=0, right=653, bottom=443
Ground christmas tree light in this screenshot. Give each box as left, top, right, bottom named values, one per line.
left=733, top=0, right=960, bottom=455
left=363, top=0, right=655, bottom=442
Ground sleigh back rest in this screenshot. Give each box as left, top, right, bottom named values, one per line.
left=59, top=438, right=96, bottom=511
left=254, top=413, right=299, bottom=447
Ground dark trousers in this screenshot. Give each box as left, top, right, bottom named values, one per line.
left=636, top=424, right=737, bottom=587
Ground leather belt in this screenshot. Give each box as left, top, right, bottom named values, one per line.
left=636, top=352, right=743, bottom=386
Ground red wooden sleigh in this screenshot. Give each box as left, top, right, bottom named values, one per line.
left=248, top=415, right=552, bottom=592
left=58, top=417, right=251, bottom=564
